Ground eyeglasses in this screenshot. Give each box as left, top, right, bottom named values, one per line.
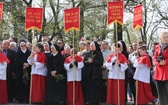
left=57, top=42, right=62, bottom=44
left=21, top=45, right=26, bottom=47
left=51, top=47, right=54, bottom=49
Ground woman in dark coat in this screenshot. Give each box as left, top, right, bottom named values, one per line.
left=118, top=40, right=129, bottom=103
left=46, top=44, right=66, bottom=105
left=84, top=41, right=103, bottom=105
left=15, top=40, right=31, bottom=103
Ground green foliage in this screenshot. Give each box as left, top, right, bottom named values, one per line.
left=55, top=74, right=66, bottom=82
left=0, top=0, right=166, bottom=46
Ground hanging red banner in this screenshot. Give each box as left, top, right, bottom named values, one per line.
left=25, top=7, right=43, bottom=31
left=64, top=8, right=80, bottom=32
left=133, top=5, right=143, bottom=30
left=107, top=1, right=124, bottom=26
left=0, top=2, right=3, bottom=21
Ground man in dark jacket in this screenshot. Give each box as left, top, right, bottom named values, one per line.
left=2, top=40, right=16, bottom=102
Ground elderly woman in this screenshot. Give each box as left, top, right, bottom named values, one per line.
left=15, top=40, right=31, bottom=103
left=153, top=32, right=168, bottom=105
left=9, top=42, right=17, bottom=51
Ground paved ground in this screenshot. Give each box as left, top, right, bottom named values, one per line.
left=0, top=102, right=146, bottom=105
left=1, top=102, right=135, bottom=105
left=1, top=101, right=156, bottom=105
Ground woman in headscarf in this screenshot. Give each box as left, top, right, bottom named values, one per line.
left=118, top=40, right=129, bottom=103
left=45, top=44, right=66, bottom=105
left=62, top=44, right=72, bottom=61
left=83, top=41, right=103, bottom=105
left=15, top=40, right=31, bottom=103
left=0, top=48, right=10, bottom=104
left=27, top=43, right=47, bottom=104
left=43, top=41, right=52, bottom=57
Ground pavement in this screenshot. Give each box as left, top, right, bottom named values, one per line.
left=0, top=102, right=135, bottom=105
left=1, top=101, right=157, bottom=105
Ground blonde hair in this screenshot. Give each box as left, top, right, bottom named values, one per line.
left=159, top=32, right=168, bottom=38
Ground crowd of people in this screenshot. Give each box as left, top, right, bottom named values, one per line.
left=0, top=32, right=168, bottom=105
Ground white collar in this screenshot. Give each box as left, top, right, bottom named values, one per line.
left=21, top=49, right=27, bottom=53
left=45, top=51, right=50, bottom=53
left=52, top=52, right=58, bottom=56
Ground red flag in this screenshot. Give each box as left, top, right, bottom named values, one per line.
left=107, top=1, right=124, bottom=26
left=0, top=2, right=3, bottom=21
left=64, top=8, right=80, bottom=32
left=25, top=7, right=43, bottom=31
left=133, top=5, right=143, bottom=30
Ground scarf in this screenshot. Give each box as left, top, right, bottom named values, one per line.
left=160, top=42, right=168, bottom=52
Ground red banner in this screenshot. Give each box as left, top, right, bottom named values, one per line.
left=133, top=5, right=143, bottom=30
left=108, top=1, right=124, bottom=26
left=0, top=2, right=3, bottom=21
left=25, top=7, right=43, bottom=31
left=64, top=8, right=80, bottom=32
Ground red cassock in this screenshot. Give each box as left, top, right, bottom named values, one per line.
left=31, top=75, right=46, bottom=102
left=137, top=81, right=155, bottom=104
left=106, top=79, right=125, bottom=105
left=30, top=52, right=46, bottom=103
left=136, top=55, right=155, bottom=104
left=106, top=53, right=128, bottom=105
left=0, top=80, right=8, bottom=104
left=0, top=53, right=10, bottom=104
left=66, top=82, right=84, bottom=105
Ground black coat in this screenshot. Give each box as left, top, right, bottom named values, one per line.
left=15, top=49, right=31, bottom=101
left=46, top=53, right=66, bottom=103
left=6, top=49, right=16, bottom=76
left=84, top=50, right=104, bottom=79
left=5, top=49, right=16, bottom=101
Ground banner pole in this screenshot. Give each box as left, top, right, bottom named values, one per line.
left=72, top=30, right=75, bottom=105
left=135, top=28, right=140, bottom=105
left=29, top=28, right=35, bottom=105
left=115, top=22, right=120, bottom=105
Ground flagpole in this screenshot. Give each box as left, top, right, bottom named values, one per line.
left=29, top=28, right=35, bottom=105
left=135, top=28, right=140, bottom=105
left=72, top=30, right=75, bottom=105
left=115, top=22, right=120, bottom=105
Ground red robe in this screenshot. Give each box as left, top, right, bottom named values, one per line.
left=106, top=53, right=128, bottom=105
left=136, top=55, right=155, bottom=104
left=0, top=53, right=10, bottom=104
left=31, top=52, right=46, bottom=103
left=66, top=82, right=84, bottom=105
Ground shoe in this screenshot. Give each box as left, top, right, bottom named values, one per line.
left=152, top=98, right=158, bottom=105
left=128, top=96, right=133, bottom=101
